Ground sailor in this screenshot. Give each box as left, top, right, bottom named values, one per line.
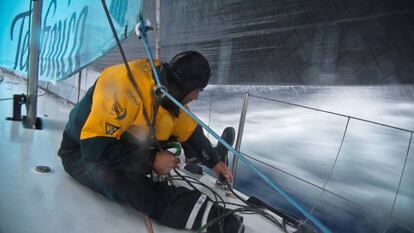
left=58, top=51, right=245, bottom=233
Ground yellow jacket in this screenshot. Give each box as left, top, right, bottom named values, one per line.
left=64, top=59, right=199, bottom=171
left=81, top=59, right=197, bottom=142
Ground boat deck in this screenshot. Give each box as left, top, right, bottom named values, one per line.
left=0, top=75, right=281, bottom=233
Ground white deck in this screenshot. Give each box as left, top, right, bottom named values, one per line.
left=0, top=76, right=281, bottom=233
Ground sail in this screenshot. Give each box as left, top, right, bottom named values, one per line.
left=0, top=0, right=142, bottom=81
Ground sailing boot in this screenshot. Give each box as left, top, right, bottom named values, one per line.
left=215, top=127, right=236, bottom=187
left=184, top=127, right=236, bottom=176
left=215, top=127, right=236, bottom=166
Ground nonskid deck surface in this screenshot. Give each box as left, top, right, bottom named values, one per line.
left=0, top=76, right=281, bottom=233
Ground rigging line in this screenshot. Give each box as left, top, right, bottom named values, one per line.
left=196, top=207, right=246, bottom=233
left=204, top=90, right=245, bottom=95
left=195, top=204, right=289, bottom=233
left=249, top=93, right=414, bottom=133
left=383, top=132, right=413, bottom=233
left=169, top=174, right=283, bottom=227
left=300, top=117, right=351, bottom=227
left=100, top=0, right=152, bottom=130
left=25, top=0, right=33, bottom=97
left=204, top=90, right=414, bottom=133
left=100, top=0, right=133, bottom=81
left=65, top=74, right=76, bottom=101
left=169, top=174, right=226, bottom=208
left=161, top=89, right=332, bottom=233
left=139, top=22, right=331, bottom=233
left=171, top=169, right=225, bottom=232
left=0, top=88, right=47, bottom=101
left=77, top=70, right=82, bottom=103
left=39, top=85, right=79, bottom=105
left=167, top=177, right=252, bottom=212
left=224, top=180, right=286, bottom=231
left=2, top=81, right=24, bottom=85
left=139, top=20, right=161, bottom=86
left=207, top=91, right=213, bottom=139
left=168, top=174, right=229, bottom=231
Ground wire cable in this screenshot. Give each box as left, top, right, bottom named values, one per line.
left=138, top=12, right=331, bottom=233
left=224, top=180, right=288, bottom=231
left=171, top=169, right=225, bottom=232
left=160, top=88, right=331, bottom=232
left=0, top=88, right=46, bottom=102
left=169, top=171, right=296, bottom=232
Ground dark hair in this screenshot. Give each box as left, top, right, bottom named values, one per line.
left=157, top=51, right=210, bottom=117
left=167, top=50, right=210, bottom=96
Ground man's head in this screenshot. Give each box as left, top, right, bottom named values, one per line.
left=162, top=51, right=210, bottom=104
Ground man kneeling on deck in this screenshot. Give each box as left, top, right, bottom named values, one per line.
left=58, top=51, right=245, bottom=233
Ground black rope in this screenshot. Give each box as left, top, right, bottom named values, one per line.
left=171, top=169, right=225, bottom=232
left=224, top=180, right=287, bottom=231
left=151, top=100, right=162, bottom=151
left=196, top=207, right=245, bottom=233
left=100, top=0, right=153, bottom=133
left=100, top=0, right=134, bottom=85
left=170, top=172, right=227, bottom=209
left=170, top=170, right=291, bottom=232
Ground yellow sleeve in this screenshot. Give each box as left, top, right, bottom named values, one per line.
left=81, top=69, right=141, bottom=140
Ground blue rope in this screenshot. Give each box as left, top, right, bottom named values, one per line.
left=139, top=19, right=161, bottom=85
left=137, top=22, right=331, bottom=233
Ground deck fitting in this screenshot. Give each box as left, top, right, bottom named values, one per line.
left=35, top=165, right=52, bottom=173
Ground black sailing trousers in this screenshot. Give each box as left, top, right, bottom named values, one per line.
left=57, top=131, right=202, bottom=230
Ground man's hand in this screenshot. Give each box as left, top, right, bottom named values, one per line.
left=212, top=161, right=233, bottom=183
left=153, top=151, right=179, bottom=175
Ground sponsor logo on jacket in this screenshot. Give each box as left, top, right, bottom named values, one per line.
left=112, top=100, right=127, bottom=120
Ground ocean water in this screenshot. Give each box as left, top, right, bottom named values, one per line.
left=190, top=85, right=414, bottom=233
